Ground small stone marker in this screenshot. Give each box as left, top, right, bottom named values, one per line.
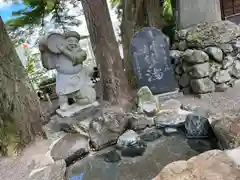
left=130, top=27, right=178, bottom=95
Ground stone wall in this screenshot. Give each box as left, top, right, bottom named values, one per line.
left=170, top=21, right=240, bottom=94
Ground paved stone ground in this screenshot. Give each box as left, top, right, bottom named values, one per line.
left=178, top=83, right=240, bottom=116
left=1, top=83, right=240, bottom=180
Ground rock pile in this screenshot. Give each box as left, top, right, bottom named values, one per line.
left=171, top=21, right=240, bottom=94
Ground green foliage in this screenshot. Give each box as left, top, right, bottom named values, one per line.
left=163, top=0, right=173, bottom=22
left=26, top=55, right=47, bottom=88
left=7, top=0, right=82, bottom=45
left=26, top=56, right=35, bottom=74
left=7, top=0, right=52, bottom=27
left=109, top=0, right=120, bottom=8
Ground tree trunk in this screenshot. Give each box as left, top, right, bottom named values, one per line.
left=0, top=17, right=45, bottom=156
left=81, top=0, right=132, bottom=107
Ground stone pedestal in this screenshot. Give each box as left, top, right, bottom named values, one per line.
left=56, top=101, right=99, bottom=117
left=177, top=0, right=221, bottom=29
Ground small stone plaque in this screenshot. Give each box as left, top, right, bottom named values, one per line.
left=130, top=27, right=178, bottom=95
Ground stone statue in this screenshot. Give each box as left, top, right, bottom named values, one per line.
left=39, top=31, right=98, bottom=116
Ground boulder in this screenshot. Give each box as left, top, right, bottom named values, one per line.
left=175, top=65, right=183, bottom=75
left=212, top=116, right=240, bottom=149
left=117, top=130, right=140, bottom=149
left=126, top=113, right=154, bottom=131
left=215, top=83, right=229, bottom=92
left=229, top=60, right=240, bottom=79
left=184, top=114, right=211, bottom=138
left=209, top=62, right=221, bottom=77
left=222, top=55, right=234, bottom=69
left=189, top=62, right=209, bottom=78
left=160, top=99, right=182, bottom=112
left=140, top=128, right=162, bottom=142
left=212, top=70, right=231, bottom=84
left=163, top=127, right=179, bottom=135
left=169, top=50, right=183, bottom=61
left=204, top=47, right=223, bottom=62
left=88, top=108, right=129, bottom=151
left=50, top=134, right=89, bottom=166
left=29, top=160, right=66, bottom=180
left=190, top=78, right=215, bottom=94
left=182, top=62, right=193, bottom=73
left=154, top=111, right=188, bottom=128
left=179, top=73, right=190, bottom=87
left=178, top=40, right=187, bottom=51
left=183, top=50, right=209, bottom=64
left=218, top=43, right=233, bottom=53
left=153, top=149, right=240, bottom=180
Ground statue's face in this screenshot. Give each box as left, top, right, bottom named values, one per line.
left=66, top=37, right=80, bottom=50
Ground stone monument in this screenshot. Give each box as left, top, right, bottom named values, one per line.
left=176, top=0, right=221, bottom=29
left=39, top=31, right=99, bottom=117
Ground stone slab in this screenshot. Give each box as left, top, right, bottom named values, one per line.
left=177, top=0, right=221, bottom=29
left=56, top=101, right=99, bottom=117
left=154, top=89, right=183, bottom=102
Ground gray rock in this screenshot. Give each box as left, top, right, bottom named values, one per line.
left=154, top=111, right=186, bottom=128
left=185, top=114, right=210, bottom=138
left=88, top=109, right=129, bottom=151
left=169, top=50, right=183, bottom=64
left=117, top=130, right=140, bottom=149
left=204, top=47, right=223, bottom=62
left=160, top=99, right=182, bottom=111
left=236, top=53, right=240, bottom=60
left=163, top=127, right=178, bottom=135
left=218, top=43, right=233, bottom=53
left=177, top=29, right=189, bottom=40
left=183, top=50, right=209, bottom=64
left=30, top=160, right=66, bottom=180
left=193, top=107, right=210, bottom=118
left=179, top=73, right=190, bottom=87
left=186, top=21, right=240, bottom=48
left=180, top=104, right=200, bottom=112
left=127, top=113, right=154, bottom=131
left=212, top=70, right=231, bottom=84
left=182, top=62, right=193, bottom=73
left=226, top=78, right=237, bottom=87
left=140, top=128, right=162, bottom=142
left=175, top=65, right=183, bottom=75
left=178, top=40, right=187, bottom=51
left=171, top=43, right=178, bottom=50
left=215, top=83, right=228, bottom=92
left=209, top=62, right=221, bottom=77
left=229, top=60, right=240, bottom=79
left=189, top=62, right=209, bottom=78
left=222, top=55, right=234, bottom=69
left=175, top=75, right=181, bottom=80
left=182, top=87, right=191, bottom=94
left=190, top=78, right=215, bottom=94
left=50, top=134, right=89, bottom=162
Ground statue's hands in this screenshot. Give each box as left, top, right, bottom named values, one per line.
left=56, top=44, right=65, bottom=52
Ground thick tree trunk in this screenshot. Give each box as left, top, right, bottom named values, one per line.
left=81, top=0, right=132, bottom=107
left=0, top=17, right=45, bottom=156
